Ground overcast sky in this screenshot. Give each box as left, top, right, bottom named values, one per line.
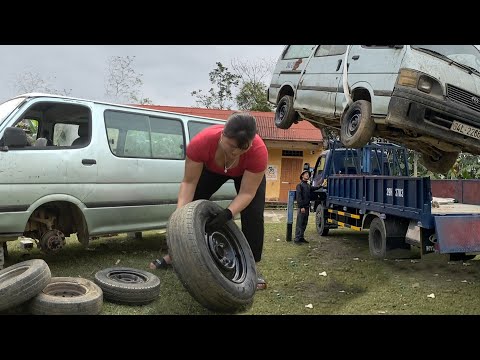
left=0, top=45, right=285, bottom=107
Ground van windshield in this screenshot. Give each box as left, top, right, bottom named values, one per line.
left=0, top=97, right=25, bottom=127
left=411, top=45, right=480, bottom=73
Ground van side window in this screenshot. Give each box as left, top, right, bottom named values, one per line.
left=315, top=45, right=348, bottom=57
left=14, top=118, right=38, bottom=146
left=54, top=123, right=85, bottom=146
left=283, top=45, right=315, bottom=59
left=10, top=102, right=91, bottom=149
left=150, top=116, right=184, bottom=159
left=104, top=110, right=185, bottom=160
left=187, top=120, right=216, bottom=140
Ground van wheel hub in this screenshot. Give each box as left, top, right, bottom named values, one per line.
left=39, top=230, right=66, bottom=253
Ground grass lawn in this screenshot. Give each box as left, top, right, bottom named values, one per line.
left=3, top=214, right=480, bottom=315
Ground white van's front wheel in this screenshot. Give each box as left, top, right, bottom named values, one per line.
left=274, top=95, right=299, bottom=129
left=340, top=100, right=375, bottom=148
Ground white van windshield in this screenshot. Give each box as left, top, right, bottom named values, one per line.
left=412, top=45, right=480, bottom=73
left=0, top=97, right=25, bottom=126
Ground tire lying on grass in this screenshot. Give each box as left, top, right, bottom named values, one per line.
left=29, top=277, right=103, bottom=315
left=94, top=267, right=160, bottom=305
left=167, top=199, right=257, bottom=313
left=0, top=259, right=51, bottom=312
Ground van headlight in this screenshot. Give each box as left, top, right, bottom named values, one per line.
left=417, top=75, right=442, bottom=96
left=397, top=69, right=443, bottom=96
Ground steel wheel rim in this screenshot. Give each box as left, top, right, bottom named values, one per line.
left=107, top=270, right=148, bottom=284
left=373, top=228, right=383, bottom=253
left=43, top=282, right=87, bottom=297
left=347, top=110, right=361, bottom=136
left=206, top=229, right=247, bottom=284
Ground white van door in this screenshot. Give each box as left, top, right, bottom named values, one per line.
left=52, top=122, right=98, bottom=203
left=0, top=146, right=67, bottom=211
left=296, top=45, right=349, bottom=118
left=270, top=45, right=316, bottom=98
left=336, top=45, right=407, bottom=116
left=91, top=110, right=186, bottom=235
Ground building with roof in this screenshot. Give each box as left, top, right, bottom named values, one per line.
left=137, top=105, right=324, bottom=202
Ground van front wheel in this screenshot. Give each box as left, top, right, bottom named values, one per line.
left=340, top=100, right=375, bottom=148
left=275, top=95, right=299, bottom=129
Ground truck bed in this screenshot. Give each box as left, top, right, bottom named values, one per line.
left=432, top=203, right=480, bottom=215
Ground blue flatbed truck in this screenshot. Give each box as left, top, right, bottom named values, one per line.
left=310, top=142, right=480, bottom=260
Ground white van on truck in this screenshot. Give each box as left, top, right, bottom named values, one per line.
left=0, top=93, right=236, bottom=257
left=268, top=45, right=480, bottom=173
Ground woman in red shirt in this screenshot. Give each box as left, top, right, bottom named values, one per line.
left=149, top=112, right=268, bottom=290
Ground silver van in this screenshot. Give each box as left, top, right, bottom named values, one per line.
left=268, top=45, right=480, bottom=173
left=0, top=93, right=236, bottom=252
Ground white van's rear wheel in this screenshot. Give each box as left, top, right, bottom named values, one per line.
left=275, top=95, right=299, bottom=129
left=340, top=100, right=375, bottom=148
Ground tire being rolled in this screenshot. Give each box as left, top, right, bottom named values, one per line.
left=167, top=200, right=257, bottom=313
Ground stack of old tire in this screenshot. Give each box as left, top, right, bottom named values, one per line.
left=0, top=259, right=103, bottom=315
left=0, top=260, right=162, bottom=314
left=0, top=258, right=161, bottom=314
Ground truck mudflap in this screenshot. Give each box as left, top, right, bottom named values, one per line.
left=434, top=215, right=480, bottom=253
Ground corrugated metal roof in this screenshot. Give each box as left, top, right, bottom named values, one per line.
left=137, top=105, right=323, bottom=142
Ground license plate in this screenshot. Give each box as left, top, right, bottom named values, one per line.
left=450, top=120, right=480, bottom=140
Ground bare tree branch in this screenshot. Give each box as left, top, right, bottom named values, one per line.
left=104, top=55, right=144, bottom=103
left=12, top=70, right=72, bottom=96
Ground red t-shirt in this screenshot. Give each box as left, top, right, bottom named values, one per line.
left=187, top=125, right=268, bottom=177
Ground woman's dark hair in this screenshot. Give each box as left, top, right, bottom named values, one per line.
left=223, top=112, right=257, bottom=150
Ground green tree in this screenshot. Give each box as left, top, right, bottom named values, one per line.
left=191, top=62, right=240, bottom=109
left=236, top=81, right=272, bottom=111
left=231, top=58, right=275, bottom=111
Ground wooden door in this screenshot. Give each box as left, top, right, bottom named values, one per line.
left=279, top=158, right=304, bottom=202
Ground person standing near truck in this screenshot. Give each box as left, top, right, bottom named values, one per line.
left=294, top=170, right=312, bottom=244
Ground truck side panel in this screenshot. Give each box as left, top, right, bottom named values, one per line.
left=434, top=215, right=480, bottom=253
left=328, top=175, right=433, bottom=228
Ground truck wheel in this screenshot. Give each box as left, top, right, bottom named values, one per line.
left=167, top=200, right=257, bottom=313
left=275, top=95, right=299, bottom=129
left=94, top=267, right=160, bottom=305
left=369, top=218, right=387, bottom=259
left=340, top=100, right=375, bottom=148
left=419, top=151, right=459, bottom=174
left=315, top=204, right=329, bottom=236
left=29, top=277, right=103, bottom=315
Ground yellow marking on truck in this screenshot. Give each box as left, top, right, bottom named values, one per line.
left=328, top=209, right=361, bottom=219
left=327, top=218, right=361, bottom=231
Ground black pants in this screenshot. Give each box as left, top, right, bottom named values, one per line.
left=193, top=168, right=266, bottom=262
left=294, top=208, right=310, bottom=241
